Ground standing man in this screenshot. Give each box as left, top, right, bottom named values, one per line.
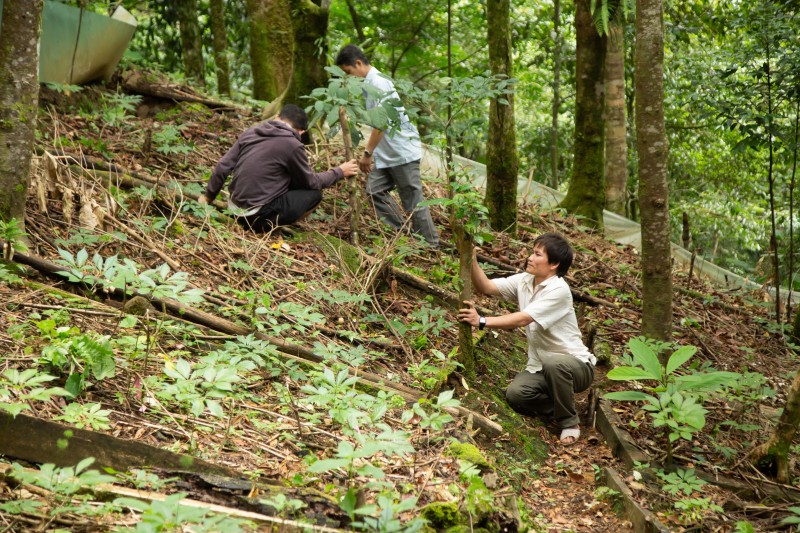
left=457, top=233, right=596, bottom=445
left=334, top=44, right=439, bottom=248
left=199, top=104, right=358, bottom=233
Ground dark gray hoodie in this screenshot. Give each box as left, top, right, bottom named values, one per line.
left=205, top=120, right=343, bottom=209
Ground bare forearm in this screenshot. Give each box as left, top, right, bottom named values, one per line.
left=471, top=256, right=499, bottom=296
left=483, top=312, right=533, bottom=330
left=366, top=129, right=384, bottom=152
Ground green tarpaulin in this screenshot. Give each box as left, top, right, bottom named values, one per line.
left=0, top=0, right=136, bottom=85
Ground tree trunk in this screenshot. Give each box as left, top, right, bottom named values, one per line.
left=560, top=0, right=606, bottom=229
left=604, top=22, right=627, bottom=216
left=485, top=0, right=518, bottom=235
left=176, top=0, right=205, bottom=86
left=246, top=0, right=293, bottom=102
left=284, top=0, right=331, bottom=106
left=749, top=368, right=800, bottom=483
left=210, top=0, right=231, bottom=96
left=456, top=227, right=476, bottom=380
left=550, top=0, right=561, bottom=189
left=635, top=0, right=672, bottom=342
left=0, top=0, right=42, bottom=229
left=339, top=107, right=360, bottom=244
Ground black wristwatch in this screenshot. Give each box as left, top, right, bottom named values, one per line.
left=478, top=316, right=486, bottom=330
left=364, top=150, right=372, bottom=158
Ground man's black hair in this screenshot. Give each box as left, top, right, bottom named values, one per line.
left=335, top=44, right=370, bottom=67
left=279, top=104, right=309, bottom=131
left=533, top=232, right=574, bottom=277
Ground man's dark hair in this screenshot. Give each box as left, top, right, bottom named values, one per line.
left=279, top=104, right=309, bottom=131
left=335, top=44, right=370, bottom=67
left=533, top=232, right=574, bottom=277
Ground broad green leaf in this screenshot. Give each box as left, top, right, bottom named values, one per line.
left=628, top=338, right=663, bottom=381
left=666, top=346, right=697, bottom=375
left=307, top=458, right=350, bottom=473
left=606, top=366, right=660, bottom=381
left=603, top=391, right=657, bottom=402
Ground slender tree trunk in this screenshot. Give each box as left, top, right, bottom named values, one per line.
left=176, top=0, right=205, bottom=86
left=764, top=41, right=781, bottom=324
left=285, top=0, right=330, bottom=106
left=445, top=0, right=475, bottom=379
left=605, top=22, right=627, bottom=216
left=339, top=107, right=359, bottom=245
left=485, top=0, right=518, bottom=234
left=635, top=0, right=672, bottom=342
left=345, top=0, right=366, bottom=43
left=550, top=0, right=561, bottom=189
left=787, top=106, right=798, bottom=323
left=560, top=0, right=606, bottom=229
left=0, top=0, right=42, bottom=229
left=210, top=0, right=231, bottom=96
left=246, top=0, right=293, bottom=102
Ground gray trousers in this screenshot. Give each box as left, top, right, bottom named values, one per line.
left=366, top=160, right=439, bottom=246
left=505, top=354, right=594, bottom=429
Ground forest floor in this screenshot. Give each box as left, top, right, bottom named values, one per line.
left=0, top=74, right=798, bottom=532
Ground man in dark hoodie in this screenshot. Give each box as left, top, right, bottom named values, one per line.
left=199, top=104, right=358, bottom=233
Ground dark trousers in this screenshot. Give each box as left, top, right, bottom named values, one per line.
left=237, top=189, right=322, bottom=233
left=505, top=354, right=594, bottom=429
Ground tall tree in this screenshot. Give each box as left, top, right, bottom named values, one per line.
left=635, top=0, right=671, bottom=341
left=210, top=0, right=231, bottom=96
left=176, top=0, right=205, bottom=86
left=284, top=0, right=332, bottom=105
left=604, top=21, right=628, bottom=216
left=485, top=0, right=518, bottom=234
left=0, top=0, right=42, bottom=229
left=550, top=0, right=562, bottom=189
left=560, top=0, right=607, bottom=228
left=246, top=0, right=293, bottom=102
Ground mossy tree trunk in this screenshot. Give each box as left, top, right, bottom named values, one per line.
left=339, top=107, right=360, bottom=245
left=210, top=0, right=231, bottom=96
left=635, top=0, right=672, bottom=342
left=176, top=0, right=205, bottom=86
left=246, top=0, right=293, bottom=102
left=560, top=0, right=606, bottom=229
left=456, top=226, right=476, bottom=380
left=0, top=0, right=42, bottom=229
left=485, top=0, right=518, bottom=235
left=604, top=22, right=628, bottom=216
left=284, top=0, right=331, bottom=106
left=750, top=368, right=800, bottom=483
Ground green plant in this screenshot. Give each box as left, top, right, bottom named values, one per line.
left=54, top=249, right=205, bottom=305
left=5, top=458, right=117, bottom=520
left=409, top=347, right=460, bottom=391
left=55, top=402, right=112, bottom=430
left=38, top=323, right=116, bottom=398
left=102, top=92, right=143, bottom=127
left=782, top=507, right=800, bottom=530
left=656, top=467, right=706, bottom=496
left=0, top=217, right=28, bottom=260
left=339, top=491, right=426, bottom=533
left=0, top=368, right=69, bottom=417
left=115, top=492, right=251, bottom=532
left=150, top=358, right=242, bottom=418
left=674, top=497, right=724, bottom=526
left=152, top=124, right=193, bottom=155
left=402, top=390, right=460, bottom=432
left=258, top=493, right=306, bottom=516
left=604, top=337, right=740, bottom=463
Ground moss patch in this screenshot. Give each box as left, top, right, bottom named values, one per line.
left=446, top=442, right=491, bottom=469
left=420, top=502, right=460, bottom=529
